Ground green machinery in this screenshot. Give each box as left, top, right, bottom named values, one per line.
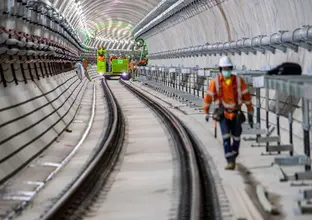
left=105, top=58, right=130, bottom=79
left=111, top=59, right=129, bottom=74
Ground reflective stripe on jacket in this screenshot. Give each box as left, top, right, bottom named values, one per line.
left=202, top=74, right=253, bottom=120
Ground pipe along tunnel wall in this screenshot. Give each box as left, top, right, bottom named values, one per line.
left=0, top=69, right=88, bottom=184
left=142, top=0, right=312, bottom=156
left=146, top=0, right=312, bottom=73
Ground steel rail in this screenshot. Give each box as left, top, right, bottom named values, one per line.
left=40, top=78, right=125, bottom=220
left=120, top=79, right=222, bottom=220
left=121, top=79, right=200, bottom=220
left=39, top=75, right=221, bottom=220
left=181, top=123, right=223, bottom=220
left=2, top=81, right=95, bottom=220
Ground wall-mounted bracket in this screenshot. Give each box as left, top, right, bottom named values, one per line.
left=235, top=39, right=247, bottom=55
left=284, top=42, right=299, bottom=52
left=274, top=155, right=310, bottom=166
left=265, top=144, right=293, bottom=153
left=295, top=171, right=312, bottom=180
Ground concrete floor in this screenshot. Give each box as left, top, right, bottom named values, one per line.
left=2, top=77, right=311, bottom=220
left=129, top=80, right=312, bottom=220
left=83, top=81, right=178, bottom=220
left=4, top=80, right=109, bottom=220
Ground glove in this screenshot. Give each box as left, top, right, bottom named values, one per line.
left=248, top=111, right=254, bottom=128
left=205, top=114, right=210, bottom=122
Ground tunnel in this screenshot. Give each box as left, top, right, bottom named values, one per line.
left=0, top=0, right=312, bottom=220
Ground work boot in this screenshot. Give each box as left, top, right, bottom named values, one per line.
left=225, top=162, right=236, bottom=170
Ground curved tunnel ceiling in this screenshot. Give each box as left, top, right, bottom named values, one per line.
left=52, top=0, right=159, bottom=49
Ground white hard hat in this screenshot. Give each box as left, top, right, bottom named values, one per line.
left=218, top=56, right=233, bottom=67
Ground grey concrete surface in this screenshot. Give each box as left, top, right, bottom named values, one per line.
left=146, top=0, right=312, bottom=73
left=83, top=81, right=178, bottom=220
left=0, top=70, right=87, bottom=184
left=129, top=80, right=312, bottom=220
left=13, top=78, right=108, bottom=220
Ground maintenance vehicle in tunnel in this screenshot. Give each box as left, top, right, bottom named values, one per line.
left=96, top=47, right=131, bottom=80
left=106, top=57, right=131, bottom=80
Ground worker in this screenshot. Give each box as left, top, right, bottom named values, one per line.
left=203, top=56, right=254, bottom=170
left=129, top=60, right=134, bottom=71
left=82, top=59, right=88, bottom=69
left=142, top=59, right=147, bottom=66
left=98, top=55, right=105, bottom=62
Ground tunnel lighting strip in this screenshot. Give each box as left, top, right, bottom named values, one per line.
left=140, top=0, right=230, bottom=39
left=134, top=0, right=198, bottom=39
left=81, top=21, right=137, bottom=50
left=147, top=25, right=312, bottom=59
left=133, top=0, right=228, bottom=36
left=64, top=0, right=159, bottom=49
left=132, top=0, right=180, bottom=34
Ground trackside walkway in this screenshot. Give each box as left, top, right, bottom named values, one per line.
left=128, top=80, right=312, bottom=220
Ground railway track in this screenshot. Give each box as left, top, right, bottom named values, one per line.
left=120, top=80, right=221, bottom=220
left=39, top=79, right=125, bottom=220
left=40, top=78, right=221, bottom=220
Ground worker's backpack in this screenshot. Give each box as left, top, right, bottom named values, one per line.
left=266, top=62, right=302, bottom=75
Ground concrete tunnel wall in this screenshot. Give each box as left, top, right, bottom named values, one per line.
left=144, top=0, right=312, bottom=155
left=0, top=71, right=88, bottom=184
left=146, top=0, right=312, bottom=73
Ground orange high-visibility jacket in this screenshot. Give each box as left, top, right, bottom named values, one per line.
left=98, top=56, right=105, bottom=62
left=203, top=74, right=253, bottom=120
left=83, top=59, right=88, bottom=69
left=129, top=62, right=134, bottom=70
